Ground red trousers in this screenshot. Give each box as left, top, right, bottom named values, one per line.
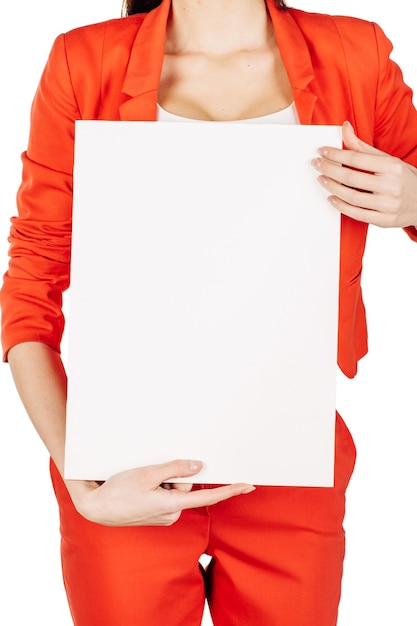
left=51, top=413, right=356, bottom=626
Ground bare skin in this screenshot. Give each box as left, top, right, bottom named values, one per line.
left=158, top=0, right=293, bottom=120
left=314, top=121, right=417, bottom=229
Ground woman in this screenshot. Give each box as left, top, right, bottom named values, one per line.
left=1, top=0, right=416, bottom=624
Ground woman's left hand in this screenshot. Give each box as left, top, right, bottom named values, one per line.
left=312, top=120, right=417, bottom=229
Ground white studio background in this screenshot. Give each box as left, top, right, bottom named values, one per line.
left=0, top=1, right=415, bottom=625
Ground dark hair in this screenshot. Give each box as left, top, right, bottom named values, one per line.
left=122, top=0, right=287, bottom=17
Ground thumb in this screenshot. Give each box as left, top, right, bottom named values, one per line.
left=342, top=120, right=383, bottom=156
left=151, top=459, right=204, bottom=484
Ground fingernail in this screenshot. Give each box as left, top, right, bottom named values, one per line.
left=188, top=460, right=202, bottom=471
left=241, top=485, right=256, bottom=494
left=319, top=175, right=329, bottom=186
left=328, top=196, right=338, bottom=206
left=318, top=147, right=328, bottom=157
left=311, top=157, right=322, bottom=169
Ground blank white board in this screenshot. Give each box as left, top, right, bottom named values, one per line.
left=65, top=121, right=341, bottom=486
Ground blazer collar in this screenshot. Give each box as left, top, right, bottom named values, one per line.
left=119, top=0, right=317, bottom=123
left=119, top=0, right=170, bottom=121
left=266, top=0, right=317, bottom=123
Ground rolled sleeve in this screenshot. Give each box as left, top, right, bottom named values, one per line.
left=1, top=34, right=79, bottom=360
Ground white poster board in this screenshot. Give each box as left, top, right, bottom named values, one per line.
left=65, top=121, right=341, bottom=486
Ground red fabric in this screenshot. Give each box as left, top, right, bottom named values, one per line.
left=50, top=413, right=356, bottom=626
left=1, top=0, right=417, bottom=375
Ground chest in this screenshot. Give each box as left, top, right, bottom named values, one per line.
left=157, top=45, right=293, bottom=121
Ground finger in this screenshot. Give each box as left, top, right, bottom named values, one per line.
left=312, top=158, right=383, bottom=195
left=327, top=195, right=394, bottom=227
left=317, top=174, right=393, bottom=213
left=341, top=120, right=384, bottom=156
left=145, top=459, right=204, bottom=486
left=170, top=482, right=193, bottom=493
left=317, top=121, right=391, bottom=174
left=316, top=147, right=392, bottom=177
left=174, top=483, right=256, bottom=510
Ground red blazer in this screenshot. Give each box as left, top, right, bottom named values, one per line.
left=1, top=0, right=417, bottom=377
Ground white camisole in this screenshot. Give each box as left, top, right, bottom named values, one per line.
left=156, top=101, right=299, bottom=124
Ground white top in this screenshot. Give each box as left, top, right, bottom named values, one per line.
left=157, top=101, right=299, bottom=124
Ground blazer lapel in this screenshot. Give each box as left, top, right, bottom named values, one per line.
left=119, top=0, right=171, bottom=121
left=266, top=0, right=317, bottom=124
left=119, top=0, right=318, bottom=124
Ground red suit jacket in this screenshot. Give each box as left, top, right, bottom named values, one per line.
left=1, top=0, right=417, bottom=377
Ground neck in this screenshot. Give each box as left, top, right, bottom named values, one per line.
left=166, top=0, right=272, bottom=56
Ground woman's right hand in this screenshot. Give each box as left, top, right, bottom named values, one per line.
left=65, top=459, right=255, bottom=527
